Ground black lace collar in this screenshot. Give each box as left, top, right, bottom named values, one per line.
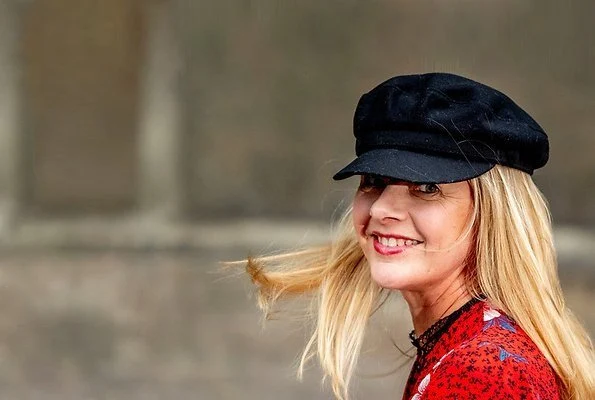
left=409, top=297, right=481, bottom=358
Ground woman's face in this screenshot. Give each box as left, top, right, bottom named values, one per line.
left=352, top=175, right=474, bottom=293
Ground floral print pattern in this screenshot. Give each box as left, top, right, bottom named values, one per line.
left=403, top=301, right=561, bottom=399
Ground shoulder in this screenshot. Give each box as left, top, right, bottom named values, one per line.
left=412, top=306, right=561, bottom=399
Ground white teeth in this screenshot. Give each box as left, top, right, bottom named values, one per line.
left=376, top=236, right=420, bottom=248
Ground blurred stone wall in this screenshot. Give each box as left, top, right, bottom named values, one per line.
left=0, top=250, right=591, bottom=400
left=177, top=0, right=595, bottom=223
left=21, top=0, right=144, bottom=213
left=1, top=0, right=593, bottom=225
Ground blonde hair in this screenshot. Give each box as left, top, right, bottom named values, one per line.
left=244, top=165, right=595, bottom=400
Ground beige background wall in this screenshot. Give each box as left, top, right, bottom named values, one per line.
left=179, top=1, right=595, bottom=223
left=1, top=0, right=592, bottom=223
left=21, top=0, right=143, bottom=213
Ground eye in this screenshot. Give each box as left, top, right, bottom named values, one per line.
left=414, top=183, right=441, bottom=195
left=358, top=175, right=389, bottom=193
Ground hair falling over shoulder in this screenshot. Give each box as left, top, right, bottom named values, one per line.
left=241, top=165, right=595, bottom=400
left=470, top=166, right=595, bottom=399
left=246, top=210, right=382, bottom=400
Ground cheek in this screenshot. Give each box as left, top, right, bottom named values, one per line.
left=410, top=208, right=446, bottom=243
left=352, top=193, right=372, bottom=236
left=413, top=204, right=472, bottom=246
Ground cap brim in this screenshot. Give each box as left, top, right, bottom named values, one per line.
left=333, top=148, right=495, bottom=184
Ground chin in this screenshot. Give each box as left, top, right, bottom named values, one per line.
left=368, top=260, right=421, bottom=291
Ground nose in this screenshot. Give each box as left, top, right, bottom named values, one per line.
left=369, top=185, right=410, bottom=222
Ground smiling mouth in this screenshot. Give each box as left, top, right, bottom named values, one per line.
left=371, top=234, right=423, bottom=255
left=373, top=234, right=422, bottom=247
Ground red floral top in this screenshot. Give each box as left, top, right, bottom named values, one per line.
left=402, top=300, right=561, bottom=400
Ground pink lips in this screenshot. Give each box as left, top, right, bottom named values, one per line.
left=370, top=233, right=423, bottom=256
left=373, top=239, right=406, bottom=255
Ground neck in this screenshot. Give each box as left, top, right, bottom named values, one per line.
left=402, top=284, right=472, bottom=336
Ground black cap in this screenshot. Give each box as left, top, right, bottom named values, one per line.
left=333, top=73, right=549, bottom=183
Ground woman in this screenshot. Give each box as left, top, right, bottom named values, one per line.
left=243, top=73, right=595, bottom=399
